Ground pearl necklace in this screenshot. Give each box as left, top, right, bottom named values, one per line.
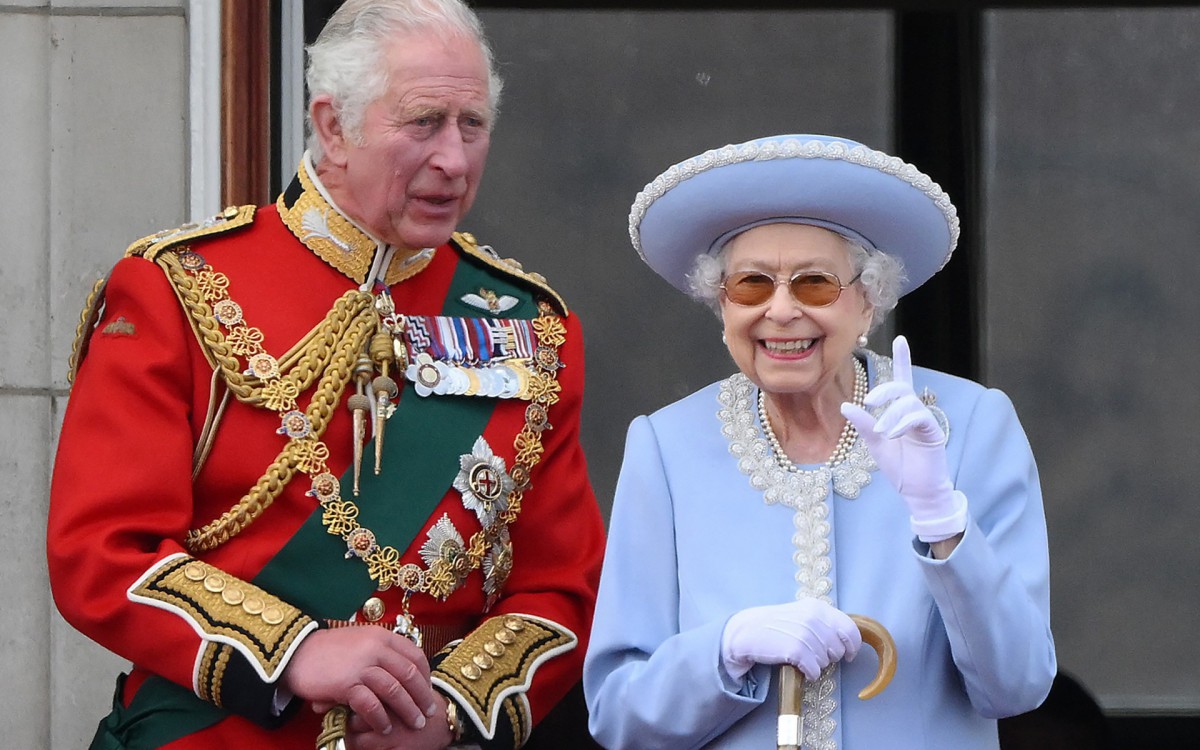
left=757, top=357, right=868, bottom=472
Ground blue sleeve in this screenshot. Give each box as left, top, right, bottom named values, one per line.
left=916, top=387, right=1057, bottom=718
left=583, top=415, right=766, bottom=749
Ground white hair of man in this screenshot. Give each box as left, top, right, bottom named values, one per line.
left=305, top=0, right=504, bottom=163
left=685, top=232, right=906, bottom=332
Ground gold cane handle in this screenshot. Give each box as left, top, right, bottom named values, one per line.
left=848, top=614, right=897, bottom=700
left=776, top=614, right=897, bottom=750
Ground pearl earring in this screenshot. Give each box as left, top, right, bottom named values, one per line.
left=856, top=334, right=868, bottom=348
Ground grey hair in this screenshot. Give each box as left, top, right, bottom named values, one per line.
left=685, top=233, right=906, bottom=332
left=305, top=0, right=504, bottom=163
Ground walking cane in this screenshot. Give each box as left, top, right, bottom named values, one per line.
left=777, top=614, right=896, bottom=750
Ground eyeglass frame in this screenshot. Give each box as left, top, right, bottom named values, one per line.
left=719, top=269, right=864, bottom=308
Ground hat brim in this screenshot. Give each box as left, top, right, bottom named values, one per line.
left=629, top=135, right=959, bottom=298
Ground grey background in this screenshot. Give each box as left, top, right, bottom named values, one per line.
left=984, top=9, right=1200, bottom=710
left=3, top=3, right=1197, bottom=746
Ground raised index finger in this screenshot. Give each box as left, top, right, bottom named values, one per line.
left=891, top=335, right=913, bottom=387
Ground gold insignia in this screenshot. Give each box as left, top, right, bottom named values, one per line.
left=452, top=232, right=568, bottom=316
left=129, top=555, right=315, bottom=682
left=279, top=161, right=385, bottom=284
left=431, top=615, right=576, bottom=742
left=100, top=315, right=137, bottom=336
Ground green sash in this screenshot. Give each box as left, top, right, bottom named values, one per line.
left=254, top=250, right=536, bottom=614
left=102, top=251, right=538, bottom=747
left=89, top=675, right=224, bottom=750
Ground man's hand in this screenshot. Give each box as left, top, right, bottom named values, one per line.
left=341, top=692, right=456, bottom=750
left=281, top=626, right=438, bottom=735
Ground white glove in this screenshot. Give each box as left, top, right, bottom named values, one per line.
left=720, top=599, right=862, bottom=682
left=841, top=335, right=968, bottom=542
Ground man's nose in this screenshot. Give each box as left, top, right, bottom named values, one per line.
left=429, top=123, right=470, bottom=177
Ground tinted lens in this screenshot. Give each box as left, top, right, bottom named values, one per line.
left=789, top=272, right=842, bottom=306
left=723, top=272, right=776, bottom=305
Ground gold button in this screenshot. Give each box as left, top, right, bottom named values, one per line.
left=223, top=206, right=239, bottom=219
left=203, top=574, right=225, bottom=593
left=262, top=606, right=285, bottom=626
left=184, top=563, right=206, bottom=581
left=503, top=617, right=524, bottom=632
left=461, top=664, right=481, bottom=681
left=472, top=653, right=494, bottom=670
left=361, top=597, right=386, bottom=622
left=242, top=596, right=264, bottom=615
left=221, top=586, right=245, bottom=606
left=484, top=641, right=505, bottom=657
left=495, top=629, right=516, bottom=645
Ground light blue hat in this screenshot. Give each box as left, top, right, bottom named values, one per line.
left=628, top=134, right=960, bottom=298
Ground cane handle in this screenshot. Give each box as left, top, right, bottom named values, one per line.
left=848, top=614, right=897, bottom=700
left=776, top=614, right=896, bottom=750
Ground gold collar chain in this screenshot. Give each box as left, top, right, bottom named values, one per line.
left=176, top=246, right=569, bottom=612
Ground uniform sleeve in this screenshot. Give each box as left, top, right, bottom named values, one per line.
left=582, top=415, right=765, bottom=750
left=47, top=257, right=316, bottom=726
left=431, top=309, right=606, bottom=748
left=916, top=387, right=1057, bottom=718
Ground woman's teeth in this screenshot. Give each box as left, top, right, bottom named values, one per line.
left=763, top=339, right=814, bottom=353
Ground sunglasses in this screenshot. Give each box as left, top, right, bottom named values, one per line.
left=720, top=269, right=863, bottom=308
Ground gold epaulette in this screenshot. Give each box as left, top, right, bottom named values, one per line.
left=130, top=205, right=257, bottom=261
left=452, top=232, right=569, bottom=316
left=67, top=206, right=258, bottom=385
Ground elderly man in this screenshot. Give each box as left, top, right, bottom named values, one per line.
left=47, top=1, right=605, bottom=748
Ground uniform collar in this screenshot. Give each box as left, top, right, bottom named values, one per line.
left=277, top=152, right=435, bottom=286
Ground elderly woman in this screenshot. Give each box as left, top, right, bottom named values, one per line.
left=583, top=134, right=1056, bottom=749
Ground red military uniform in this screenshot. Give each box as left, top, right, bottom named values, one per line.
left=48, top=159, right=605, bottom=749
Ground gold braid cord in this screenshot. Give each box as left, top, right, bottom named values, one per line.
left=160, top=248, right=377, bottom=552
left=315, top=705, right=350, bottom=750
left=67, top=276, right=110, bottom=385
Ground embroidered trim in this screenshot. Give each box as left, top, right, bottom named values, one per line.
left=277, top=156, right=436, bottom=287
left=628, top=138, right=960, bottom=272
left=431, top=614, right=576, bottom=743
left=718, top=351, right=947, bottom=748
left=196, top=642, right=234, bottom=705
left=717, top=354, right=889, bottom=750
left=128, top=554, right=316, bottom=683
left=277, top=159, right=381, bottom=284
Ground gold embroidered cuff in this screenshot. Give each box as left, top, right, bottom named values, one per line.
left=430, top=614, right=577, bottom=743
left=128, top=554, right=316, bottom=683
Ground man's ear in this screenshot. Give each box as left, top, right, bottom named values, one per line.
left=310, top=94, right=348, bottom=166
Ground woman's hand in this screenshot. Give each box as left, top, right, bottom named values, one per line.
left=720, top=598, right=862, bottom=681
left=841, top=335, right=967, bottom=544
left=280, top=626, right=438, bottom=735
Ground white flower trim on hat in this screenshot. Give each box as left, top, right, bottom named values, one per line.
left=628, top=137, right=961, bottom=273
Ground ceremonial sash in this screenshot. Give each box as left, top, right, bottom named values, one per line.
left=105, top=251, right=539, bottom=747
left=254, top=250, right=537, bottom=615
left=89, top=675, right=224, bottom=750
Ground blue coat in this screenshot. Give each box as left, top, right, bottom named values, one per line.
left=584, top=352, right=1056, bottom=749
